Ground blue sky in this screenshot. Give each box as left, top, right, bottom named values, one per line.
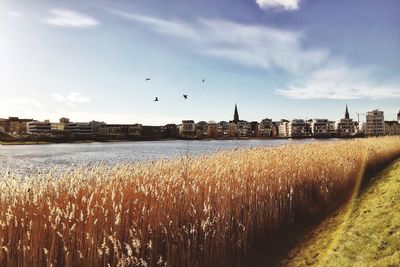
left=0, top=0, right=399, bottom=124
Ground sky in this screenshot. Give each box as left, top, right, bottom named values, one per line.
left=0, top=0, right=399, bottom=124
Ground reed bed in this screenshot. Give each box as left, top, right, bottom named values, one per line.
left=1, top=137, right=400, bottom=267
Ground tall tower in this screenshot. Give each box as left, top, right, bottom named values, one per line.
left=233, top=104, right=239, bottom=124
left=345, top=104, right=350, bottom=119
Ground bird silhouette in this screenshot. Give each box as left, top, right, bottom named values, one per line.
left=154, top=97, right=159, bottom=102
left=145, top=78, right=151, bottom=81
left=183, top=94, right=188, bottom=99
left=202, top=78, right=206, bottom=83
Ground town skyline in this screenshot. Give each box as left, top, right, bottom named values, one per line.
left=1, top=0, right=400, bottom=124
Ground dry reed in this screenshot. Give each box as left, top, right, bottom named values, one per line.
left=1, top=137, right=400, bottom=267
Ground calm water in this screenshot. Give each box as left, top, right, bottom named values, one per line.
left=0, top=139, right=335, bottom=175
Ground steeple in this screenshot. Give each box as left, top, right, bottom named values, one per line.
left=233, top=104, right=239, bottom=123
left=345, top=104, right=350, bottom=119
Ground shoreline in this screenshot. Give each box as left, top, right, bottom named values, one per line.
left=0, top=136, right=353, bottom=145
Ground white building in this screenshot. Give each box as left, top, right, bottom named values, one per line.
left=27, top=120, right=52, bottom=136
left=179, top=120, right=196, bottom=137
left=310, top=119, right=331, bottom=137
left=218, top=121, right=229, bottom=137
left=366, top=110, right=385, bottom=136
left=278, top=120, right=290, bottom=137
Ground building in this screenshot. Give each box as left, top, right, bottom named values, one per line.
left=207, top=121, right=219, bottom=138
left=250, top=121, right=259, bottom=136
left=335, top=105, right=356, bottom=137
left=385, top=121, right=400, bottom=135
left=161, top=124, right=178, bottom=138
left=237, top=121, right=251, bottom=137
left=179, top=120, right=196, bottom=137
left=310, top=119, right=331, bottom=137
left=278, top=120, right=290, bottom=137
left=98, top=124, right=142, bottom=137
left=228, top=122, right=238, bottom=137
left=27, top=120, right=52, bottom=136
left=1, top=117, right=33, bottom=135
left=258, top=118, right=273, bottom=137
left=196, top=121, right=208, bottom=138
left=218, top=121, right=229, bottom=137
left=288, top=119, right=309, bottom=138
left=66, top=122, right=94, bottom=136
left=365, top=110, right=385, bottom=136
left=142, top=126, right=161, bottom=138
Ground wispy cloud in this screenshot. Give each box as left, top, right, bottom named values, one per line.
left=113, top=11, right=399, bottom=100
left=7, top=11, right=22, bottom=16
left=51, top=92, right=90, bottom=106
left=44, top=8, right=99, bottom=28
left=112, top=11, right=328, bottom=73
left=276, top=63, right=400, bottom=99
left=256, top=0, right=301, bottom=11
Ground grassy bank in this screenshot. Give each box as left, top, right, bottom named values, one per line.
left=282, top=158, right=400, bottom=266
left=1, top=137, right=400, bottom=267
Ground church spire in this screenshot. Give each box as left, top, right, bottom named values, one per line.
left=345, top=104, right=350, bottom=119
left=233, top=104, right=239, bottom=123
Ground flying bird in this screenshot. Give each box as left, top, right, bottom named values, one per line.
left=201, top=78, right=206, bottom=83
left=154, top=97, right=159, bottom=102
left=145, top=78, right=151, bottom=81
left=183, top=94, right=188, bottom=99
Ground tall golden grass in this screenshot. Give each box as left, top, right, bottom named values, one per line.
left=1, top=137, right=400, bottom=267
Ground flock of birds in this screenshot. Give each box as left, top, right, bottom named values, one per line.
left=146, top=77, right=206, bottom=102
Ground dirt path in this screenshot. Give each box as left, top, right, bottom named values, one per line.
left=281, top=159, right=400, bottom=266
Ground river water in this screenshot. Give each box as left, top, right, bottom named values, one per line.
left=0, top=139, right=336, bottom=175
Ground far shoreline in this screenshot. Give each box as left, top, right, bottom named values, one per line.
left=0, top=136, right=351, bottom=145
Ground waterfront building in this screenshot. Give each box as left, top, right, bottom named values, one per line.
left=218, top=121, right=230, bottom=137
left=258, top=118, right=273, bottom=137
left=288, top=119, right=309, bottom=138
left=365, top=110, right=385, bottom=136
left=310, top=119, right=331, bottom=137
left=161, top=124, right=178, bottom=138
left=66, top=122, right=94, bottom=136
left=0, top=125, right=4, bottom=133
left=98, top=124, right=142, bottom=137
left=27, top=120, right=52, bottom=136
left=228, top=122, right=238, bottom=137
left=335, top=105, right=356, bottom=137
left=250, top=121, right=259, bottom=136
left=196, top=121, right=208, bottom=138
left=207, top=121, right=219, bottom=138
left=1, top=117, right=33, bottom=135
left=384, top=121, right=400, bottom=135
left=142, top=126, right=161, bottom=138
left=237, top=120, right=251, bottom=137
left=278, top=120, right=290, bottom=137
left=179, top=120, right=196, bottom=137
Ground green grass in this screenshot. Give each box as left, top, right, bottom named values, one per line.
left=284, top=159, right=400, bottom=266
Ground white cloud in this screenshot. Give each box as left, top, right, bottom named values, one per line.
left=256, top=0, right=300, bottom=11
left=44, top=8, right=99, bottom=28
left=112, top=11, right=328, bottom=73
left=51, top=92, right=90, bottom=106
left=276, top=64, right=400, bottom=99
left=7, top=11, right=22, bottom=16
